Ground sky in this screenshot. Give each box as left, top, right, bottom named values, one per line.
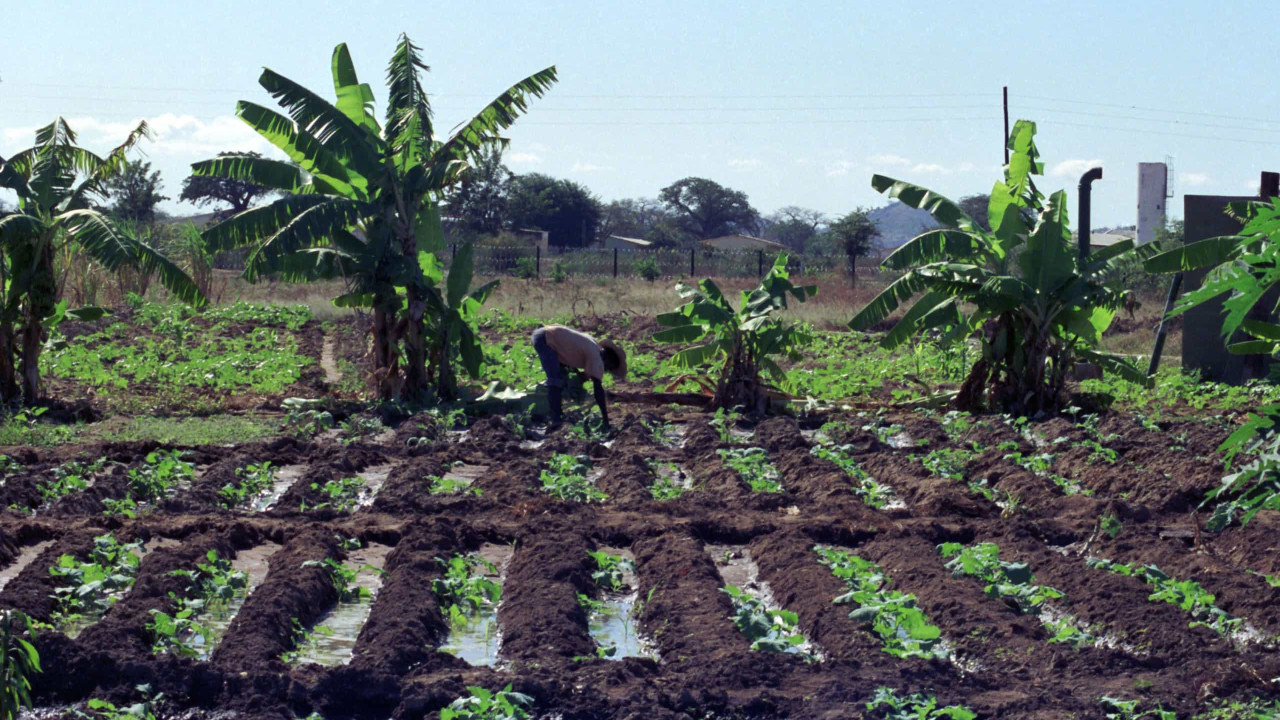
left=3, top=1, right=1279, bottom=227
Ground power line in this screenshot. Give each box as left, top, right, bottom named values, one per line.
left=1020, top=93, right=1280, bottom=127
left=1018, top=104, right=1280, bottom=135
left=1022, top=116, right=1280, bottom=147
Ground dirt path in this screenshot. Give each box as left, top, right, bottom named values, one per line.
left=320, top=335, right=341, bottom=385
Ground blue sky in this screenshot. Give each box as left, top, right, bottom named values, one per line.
left=3, top=1, right=1278, bottom=226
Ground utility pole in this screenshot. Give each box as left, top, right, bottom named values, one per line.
left=1002, top=86, right=1009, bottom=164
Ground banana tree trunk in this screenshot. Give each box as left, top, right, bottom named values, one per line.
left=19, top=312, right=42, bottom=404
left=0, top=323, right=18, bottom=403
left=371, top=307, right=399, bottom=401
left=402, top=288, right=429, bottom=403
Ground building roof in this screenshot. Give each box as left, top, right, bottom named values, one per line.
left=701, top=233, right=788, bottom=251
left=607, top=235, right=653, bottom=247
left=1089, top=230, right=1138, bottom=247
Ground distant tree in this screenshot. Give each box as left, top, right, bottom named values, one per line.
left=659, top=177, right=759, bottom=240
left=179, top=150, right=279, bottom=217
left=958, top=194, right=991, bottom=232
left=766, top=206, right=826, bottom=252
left=103, top=159, right=169, bottom=223
left=1154, top=217, right=1184, bottom=246
left=828, top=208, right=881, bottom=287
left=507, top=173, right=601, bottom=247
left=597, top=197, right=687, bottom=246
left=443, top=144, right=512, bottom=238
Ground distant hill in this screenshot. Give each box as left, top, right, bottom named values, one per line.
left=868, top=201, right=940, bottom=250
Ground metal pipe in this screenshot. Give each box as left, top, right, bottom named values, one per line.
left=1078, top=167, right=1103, bottom=262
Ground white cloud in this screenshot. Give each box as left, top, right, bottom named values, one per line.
left=868, top=153, right=911, bottom=167
left=508, top=152, right=541, bottom=165
left=955, top=162, right=976, bottom=172
left=1051, top=158, right=1103, bottom=178
left=1178, top=172, right=1210, bottom=187
left=911, top=162, right=952, bottom=174
left=728, top=157, right=761, bottom=169
left=825, top=160, right=855, bottom=177
left=3, top=113, right=276, bottom=159
left=570, top=161, right=609, bottom=173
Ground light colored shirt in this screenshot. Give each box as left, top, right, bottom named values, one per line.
left=543, top=325, right=605, bottom=380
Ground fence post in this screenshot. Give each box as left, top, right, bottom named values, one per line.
left=535, top=245, right=541, bottom=277
left=689, top=247, right=695, bottom=277
left=757, top=250, right=764, bottom=278
left=613, top=248, right=619, bottom=278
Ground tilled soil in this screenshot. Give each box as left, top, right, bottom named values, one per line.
left=2, top=408, right=1279, bottom=720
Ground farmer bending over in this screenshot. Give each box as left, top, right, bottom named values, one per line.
left=531, top=325, right=627, bottom=429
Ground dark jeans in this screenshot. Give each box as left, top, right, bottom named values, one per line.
left=531, top=328, right=565, bottom=389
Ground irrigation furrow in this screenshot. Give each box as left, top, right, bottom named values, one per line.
left=0, top=540, right=54, bottom=592
left=199, top=540, right=282, bottom=657
left=706, top=542, right=823, bottom=661
left=288, top=541, right=393, bottom=665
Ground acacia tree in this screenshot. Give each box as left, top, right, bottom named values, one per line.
left=0, top=119, right=203, bottom=403
left=659, top=177, right=759, bottom=239
left=827, top=208, right=880, bottom=286
left=442, top=144, right=511, bottom=238
left=102, top=159, right=169, bottom=223
left=193, top=36, right=555, bottom=402
left=180, top=151, right=280, bottom=218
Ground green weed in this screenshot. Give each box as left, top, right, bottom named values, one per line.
left=718, top=447, right=782, bottom=493
left=540, top=454, right=606, bottom=502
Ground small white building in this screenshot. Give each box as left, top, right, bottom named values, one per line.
left=1137, top=162, right=1168, bottom=245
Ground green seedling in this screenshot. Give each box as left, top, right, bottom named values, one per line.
left=305, top=476, right=366, bottom=512
left=1088, top=558, right=1244, bottom=638
left=709, top=408, right=743, bottom=444
left=218, top=462, right=276, bottom=508
left=815, top=545, right=947, bottom=660
left=426, top=474, right=483, bottom=496
left=1004, top=449, right=1091, bottom=495
left=126, top=450, right=195, bottom=505
left=1, top=610, right=42, bottom=720
left=38, top=458, right=108, bottom=505
left=281, top=618, right=335, bottom=664
left=339, top=416, right=383, bottom=445
left=49, top=534, right=145, bottom=627
left=440, top=684, right=533, bottom=720
left=966, top=479, right=1021, bottom=516
left=866, top=687, right=975, bottom=720
left=78, top=683, right=164, bottom=720
left=647, top=460, right=686, bottom=500
left=722, top=584, right=813, bottom=659
left=811, top=444, right=893, bottom=508
left=432, top=554, right=502, bottom=627
left=1100, top=514, right=1124, bottom=539
left=302, top=558, right=376, bottom=603
left=150, top=549, right=248, bottom=657
left=920, top=447, right=974, bottom=481
left=539, top=453, right=606, bottom=502
left=1098, top=696, right=1177, bottom=720
left=587, top=551, right=634, bottom=592
left=718, top=447, right=782, bottom=493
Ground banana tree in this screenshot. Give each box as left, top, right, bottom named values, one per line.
left=420, top=243, right=498, bottom=400
left=654, top=253, right=816, bottom=413
left=0, top=119, right=204, bottom=404
left=193, top=35, right=555, bottom=402
left=850, top=120, right=1155, bottom=415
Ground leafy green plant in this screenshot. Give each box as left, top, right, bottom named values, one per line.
left=588, top=551, right=634, bottom=592
left=147, top=595, right=214, bottom=658
left=939, top=542, right=1064, bottom=612
left=305, top=476, right=366, bottom=512
left=721, top=584, right=812, bottom=658
left=1202, top=434, right=1280, bottom=531
left=634, top=256, right=661, bottom=282
left=966, top=478, right=1021, bottom=516
left=539, top=453, right=606, bottom=502
left=339, top=416, right=383, bottom=444
left=284, top=400, right=335, bottom=439
left=1098, top=696, right=1177, bottom=720
left=1003, top=449, right=1090, bottom=495
left=1087, top=558, right=1243, bottom=638
left=440, top=685, right=533, bottom=720
left=426, top=474, right=482, bottom=496
left=432, top=554, right=502, bottom=628
left=302, top=557, right=376, bottom=603
left=49, top=534, right=145, bottom=627
left=126, top=450, right=195, bottom=505
left=218, top=461, right=277, bottom=508
left=815, top=545, right=947, bottom=660
left=647, top=460, right=687, bottom=500
left=76, top=684, right=164, bottom=720
left=1100, top=514, right=1124, bottom=539
left=850, top=119, right=1155, bottom=415
left=169, top=549, right=249, bottom=610
left=709, top=407, right=742, bottom=443
left=866, top=687, right=975, bottom=720
left=38, top=457, right=108, bottom=505
left=718, top=447, right=782, bottom=493
left=811, top=443, right=894, bottom=508
left=654, top=252, right=816, bottom=412
left=281, top=617, right=335, bottom=664
left=1, top=610, right=41, bottom=720
left=921, top=447, right=975, bottom=481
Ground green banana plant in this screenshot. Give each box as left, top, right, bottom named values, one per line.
left=420, top=243, right=499, bottom=400
left=850, top=120, right=1155, bottom=415
left=0, top=119, right=203, bottom=404
left=193, top=34, right=555, bottom=402
left=654, top=252, right=816, bottom=412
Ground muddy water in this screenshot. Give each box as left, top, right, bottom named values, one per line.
left=61, top=537, right=180, bottom=639
left=355, top=464, right=395, bottom=508
left=291, top=543, right=394, bottom=666
left=587, top=547, right=657, bottom=660
left=197, top=542, right=283, bottom=659
left=252, top=464, right=307, bottom=511
left=0, top=541, right=54, bottom=592
left=440, top=543, right=512, bottom=666
left=441, top=463, right=488, bottom=490
left=706, top=544, right=821, bottom=660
